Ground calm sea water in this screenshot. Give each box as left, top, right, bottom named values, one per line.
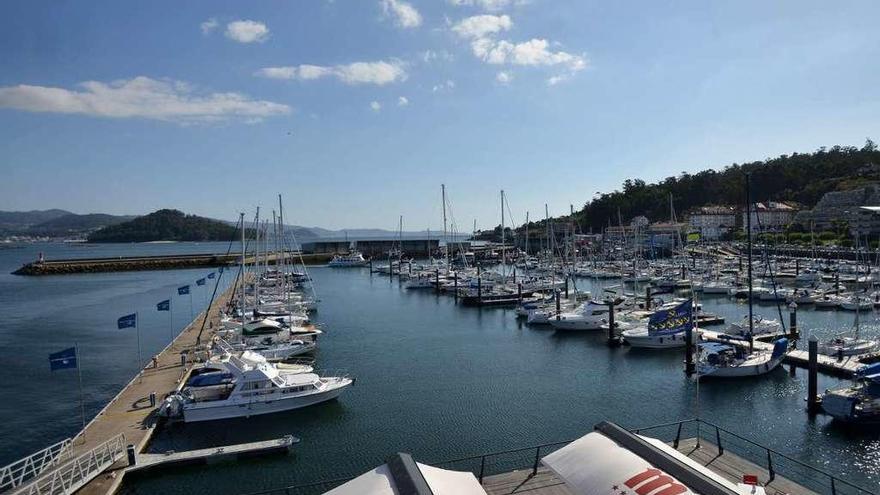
left=0, top=243, right=878, bottom=494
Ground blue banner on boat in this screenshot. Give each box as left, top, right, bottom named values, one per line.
left=178, top=285, right=190, bottom=295
left=49, top=347, right=77, bottom=371
left=648, top=299, right=693, bottom=335
left=207, top=272, right=216, bottom=279
left=117, top=313, right=137, bottom=329
left=196, top=278, right=206, bottom=286
left=157, top=299, right=170, bottom=311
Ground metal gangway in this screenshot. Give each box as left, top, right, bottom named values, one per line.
left=1, top=439, right=73, bottom=492
left=7, top=434, right=126, bottom=495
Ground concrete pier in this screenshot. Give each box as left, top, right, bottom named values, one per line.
left=17, top=276, right=243, bottom=495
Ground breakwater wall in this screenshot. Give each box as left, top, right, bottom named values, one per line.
left=12, top=252, right=335, bottom=275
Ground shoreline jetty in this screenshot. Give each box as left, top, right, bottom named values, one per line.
left=12, top=252, right=334, bottom=275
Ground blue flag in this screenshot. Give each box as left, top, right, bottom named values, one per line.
left=648, top=299, right=693, bottom=336
left=196, top=278, right=206, bottom=286
left=178, top=285, right=190, bottom=295
left=49, top=347, right=77, bottom=371
left=117, top=313, right=137, bottom=329
left=207, top=272, right=216, bottom=279
left=157, top=299, right=170, bottom=311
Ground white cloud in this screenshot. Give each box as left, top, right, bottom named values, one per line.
left=380, top=0, right=422, bottom=28
left=452, top=14, right=586, bottom=81
left=370, top=101, right=382, bottom=111
left=432, top=79, right=456, bottom=92
left=452, top=14, right=512, bottom=39
left=448, top=0, right=512, bottom=12
left=255, top=60, right=407, bottom=85
left=397, top=96, right=409, bottom=106
left=0, top=76, right=290, bottom=124
left=476, top=38, right=586, bottom=71
left=200, top=18, right=218, bottom=35
left=495, top=71, right=512, bottom=84
left=420, top=50, right=454, bottom=63
left=225, top=20, right=270, bottom=43
left=255, top=67, right=297, bottom=80
left=546, top=74, right=567, bottom=86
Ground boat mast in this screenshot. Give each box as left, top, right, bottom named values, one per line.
left=239, top=212, right=246, bottom=320
left=254, top=207, right=260, bottom=310
left=501, top=189, right=506, bottom=280
left=442, top=184, right=448, bottom=269
left=525, top=211, right=530, bottom=260
left=745, top=173, right=754, bottom=341
left=278, top=194, right=288, bottom=306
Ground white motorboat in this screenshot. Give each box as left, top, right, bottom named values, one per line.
left=696, top=339, right=788, bottom=378
left=549, top=301, right=609, bottom=331
left=328, top=251, right=368, bottom=267
left=724, top=315, right=782, bottom=338
left=821, top=363, right=880, bottom=423
left=161, top=350, right=353, bottom=423
left=839, top=295, right=873, bottom=311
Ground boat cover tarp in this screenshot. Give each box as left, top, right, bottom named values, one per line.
left=542, top=432, right=697, bottom=495
left=324, top=462, right=485, bottom=495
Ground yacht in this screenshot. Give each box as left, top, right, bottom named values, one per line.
left=328, top=251, right=368, bottom=267
left=696, top=339, right=788, bottom=378
left=549, top=301, right=609, bottom=331
left=724, top=315, right=782, bottom=338
left=821, top=363, right=880, bottom=423
left=161, top=350, right=353, bottom=422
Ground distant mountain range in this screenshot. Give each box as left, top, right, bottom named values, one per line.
left=0, top=209, right=456, bottom=241
left=0, top=209, right=134, bottom=237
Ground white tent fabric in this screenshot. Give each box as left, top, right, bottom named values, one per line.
left=541, top=432, right=697, bottom=495
left=324, top=462, right=486, bottom=495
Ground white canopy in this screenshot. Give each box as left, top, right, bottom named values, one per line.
left=324, top=462, right=486, bottom=495
left=542, top=430, right=762, bottom=495
left=542, top=432, right=696, bottom=495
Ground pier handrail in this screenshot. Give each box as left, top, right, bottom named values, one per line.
left=12, top=434, right=126, bottom=495
left=239, top=417, right=876, bottom=495
left=0, top=439, right=72, bottom=492
left=633, top=418, right=877, bottom=495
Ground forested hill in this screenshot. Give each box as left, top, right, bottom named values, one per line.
left=87, top=209, right=241, bottom=243
left=543, top=141, right=880, bottom=232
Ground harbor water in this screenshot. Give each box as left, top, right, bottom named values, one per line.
left=0, top=243, right=879, bottom=493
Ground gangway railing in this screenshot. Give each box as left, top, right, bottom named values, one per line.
left=0, top=439, right=73, bottom=492
left=11, top=434, right=126, bottom=495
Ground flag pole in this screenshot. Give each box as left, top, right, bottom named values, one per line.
left=189, top=289, right=194, bottom=321
left=169, top=296, right=174, bottom=345
left=136, top=311, right=143, bottom=383
left=75, top=343, right=86, bottom=443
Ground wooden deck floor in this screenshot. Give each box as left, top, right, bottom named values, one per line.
left=480, top=438, right=818, bottom=495
left=55, top=279, right=240, bottom=495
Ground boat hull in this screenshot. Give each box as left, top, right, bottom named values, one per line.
left=182, top=382, right=351, bottom=423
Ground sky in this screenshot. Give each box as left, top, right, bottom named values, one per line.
left=1, top=0, right=880, bottom=231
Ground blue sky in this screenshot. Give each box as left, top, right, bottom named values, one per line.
left=1, top=0, right=879, bottom=230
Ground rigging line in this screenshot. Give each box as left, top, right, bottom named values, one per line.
left=751, top=199, right=786, bottom=332
left=195, top=214, right=242, bottom=344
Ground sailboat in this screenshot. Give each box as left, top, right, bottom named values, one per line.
left=819, top=232, right=880, bottom=356
left=696, top=172, right=789, bottom=379
left=821, top=363, right=880, bottom=423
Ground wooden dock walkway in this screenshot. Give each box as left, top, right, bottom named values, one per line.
left=18, top=278, right=242, bottom=495
left=480, top=438, right=816, bottom=495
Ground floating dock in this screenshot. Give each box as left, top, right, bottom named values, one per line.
left=125, top=436, right=298, bottom=474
